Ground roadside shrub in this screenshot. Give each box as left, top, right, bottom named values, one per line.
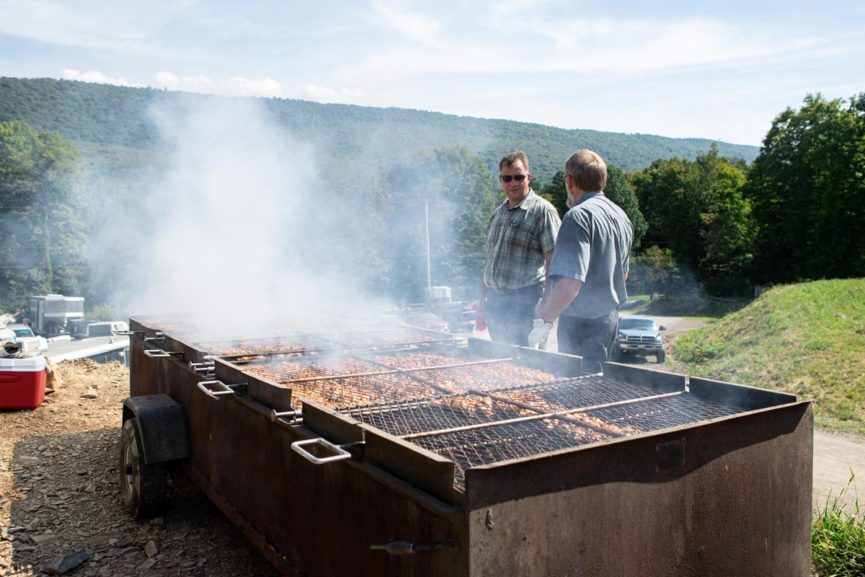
left=812, top=475, right=865, bottom=576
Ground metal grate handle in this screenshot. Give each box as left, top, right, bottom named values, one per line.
left=291, top=438, right=358, bottom=465
left=197, top=380, right=238, bottom=400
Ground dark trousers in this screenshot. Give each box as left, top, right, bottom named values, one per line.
left=557, top=310, right=619, bottom=373
left=486, top=284, right=543, bottom=347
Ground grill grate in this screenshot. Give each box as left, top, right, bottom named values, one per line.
left=343, top=372, right=743, bottom=491
left=412, top=417, right=612, bottom=489
left=347, top=394, right=540, bottom=436
left=280, top=371, right=445, bottom=410
left=582, top=394, right=740, bottom=431
left=244, top=347, right=566, bottom=409
left=488, top=374, right=668, bottom=413
left=198, top=328, right=456, bottom=359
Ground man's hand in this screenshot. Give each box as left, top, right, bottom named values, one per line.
left=473, top=299, right=487, bottom=331
left=527, top=318, right=552, bottom=349
left=474, top=309, right=487, bottom=332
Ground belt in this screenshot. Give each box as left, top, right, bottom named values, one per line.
left=489, top=283, right=541, bottom=295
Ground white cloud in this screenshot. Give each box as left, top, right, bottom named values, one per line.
left=225, top=76, right=283, bottom=98
left=302, top=83, right=365, bottom=104
left=62, top=68, right=139, bottom=87
left=371, top=0, right=440, bottom=43
left=0, top=0, right=163, bottom=54
left=152, top=72, right=283, bottom=98
left=332, top=14, right=827, bottom=88
left=532, top=17, right=822, bottom=75
left=492, top=0, right=548, bottom=22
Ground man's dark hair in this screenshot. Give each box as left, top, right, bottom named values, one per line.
left=500, top=151, right=530, bottom=172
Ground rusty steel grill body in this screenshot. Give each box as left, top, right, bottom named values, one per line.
left=127, top=316, right=813, bottom=577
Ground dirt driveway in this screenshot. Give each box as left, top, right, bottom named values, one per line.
left=0, top=360, right=278, bottom=577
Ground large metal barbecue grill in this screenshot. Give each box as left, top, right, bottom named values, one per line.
left=124, top=315, right=813, bottom=577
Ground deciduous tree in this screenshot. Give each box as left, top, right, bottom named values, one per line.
left=0, top=120, right=83, bottom=309
left=745, top=93, right=865, bottom=282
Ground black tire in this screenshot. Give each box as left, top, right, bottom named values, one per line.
left=657, top=350, right=666, bottom=363
left=120, top=418, right=167, bottom=519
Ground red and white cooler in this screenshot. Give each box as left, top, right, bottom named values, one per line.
left=0, top=354, right=48, bottom=410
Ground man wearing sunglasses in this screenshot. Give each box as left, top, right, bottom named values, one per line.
left=529, top=149, right=633, bottom=373
left=477, top=151, right=561, bottom=346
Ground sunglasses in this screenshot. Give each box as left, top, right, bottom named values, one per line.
left=499, top=174, right=528, bottom=183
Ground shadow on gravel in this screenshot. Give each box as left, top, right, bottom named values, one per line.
left=6, top=427, right=277, bottom=577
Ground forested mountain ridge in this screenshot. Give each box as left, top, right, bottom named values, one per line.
left=0, top=77, right=757, bottom=178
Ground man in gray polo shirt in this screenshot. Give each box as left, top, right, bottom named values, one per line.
left=477, top=151, right=561, bottom=346
left=529, top=149, right=633, bottom=372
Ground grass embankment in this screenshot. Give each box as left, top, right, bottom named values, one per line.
left=672, top=278, right=865, bottom=434
left=812, top=479, right=865, bottom=577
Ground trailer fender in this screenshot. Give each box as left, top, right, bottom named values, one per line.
left=122, top=395, right=189, bottom=464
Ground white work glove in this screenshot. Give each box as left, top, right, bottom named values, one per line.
left=527, top=318, right=553, bottom=349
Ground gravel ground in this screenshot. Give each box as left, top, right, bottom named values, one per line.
left=0, top=359, right=277, bottom=577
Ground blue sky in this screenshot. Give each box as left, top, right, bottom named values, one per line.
left=1, top=0, right=863, bottom=145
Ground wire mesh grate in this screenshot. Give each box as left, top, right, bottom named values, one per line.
left=347, top=394, right=540, bottom=436
left=490, top=374, right=672, bottom=413
left=412, top=416, right=613, bottom=490
left=583, top=394, right=741, bottom=432
left=407, top=362, right=562, bottom=394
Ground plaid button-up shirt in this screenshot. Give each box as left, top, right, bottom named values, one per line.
left=483, top=190, right=561, bottom=291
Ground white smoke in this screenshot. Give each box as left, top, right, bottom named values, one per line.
left=118, top=95, right=388, bottom=337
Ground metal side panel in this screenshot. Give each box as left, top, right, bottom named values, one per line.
left=464, top=401, right=812, bottom=577
left=362, top=424, right=462, bottom=506
left=602, top=361, right=687, bottom=393
left=129, top=334, right=469, bottom=577
left=688, top=375, right=798, bottom=409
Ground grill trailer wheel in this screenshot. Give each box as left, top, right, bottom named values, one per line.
left=120, top=418, right=167, bottom=519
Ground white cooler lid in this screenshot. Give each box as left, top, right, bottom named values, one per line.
left=0, top=354, right=47, bottom=372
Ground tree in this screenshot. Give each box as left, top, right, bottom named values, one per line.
left=0, top=120, right=83, bottom=310
left=627, top=245, right=679, bottom=297
left=539, top=170, right=568, bottom=216
left=385, top=146, right=498, bottom=301
left=631, top=146, right=753, bottom=295
left=745, top=93, right=865, bottom=282
left=605, top=165, right=647, bottom=250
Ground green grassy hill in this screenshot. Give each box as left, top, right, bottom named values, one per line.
left=673, top=278, right=865, bottom=433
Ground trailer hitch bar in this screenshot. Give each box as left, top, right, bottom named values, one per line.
left=291, top=438, right=364, bottom=465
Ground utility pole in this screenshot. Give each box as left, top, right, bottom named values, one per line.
left=424, top=199, right=432, bottom=296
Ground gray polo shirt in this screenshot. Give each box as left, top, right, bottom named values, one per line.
left=549, top=191, right=633, bottom=319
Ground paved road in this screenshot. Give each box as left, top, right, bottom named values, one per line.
left=814, top=430, right=865, bottom=510
left=45, top=334, right=129, bottom=363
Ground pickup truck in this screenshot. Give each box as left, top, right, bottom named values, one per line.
left=614, top=315, right=666, bottom=363
left=72, top=321, right=129, bottom=339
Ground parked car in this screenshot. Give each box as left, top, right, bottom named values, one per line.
left=73, top=321, right=130, bottom=339
left=7, top=323, right=49, bottom=352
left=402, top=311, right=450, bottom=333
left=614, top=315, right=665, bottom=363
